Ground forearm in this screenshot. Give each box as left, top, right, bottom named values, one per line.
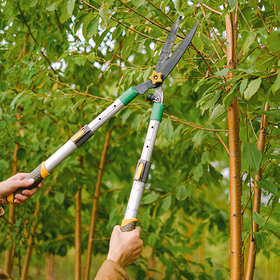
left=94, top=260, right=129, bottom=280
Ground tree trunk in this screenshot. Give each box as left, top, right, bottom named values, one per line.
left=74, top=184, right=82, bottom=280
left=21, top=201, right=40, bottom=280
left=45, top=253, right=56, bottom=280
left=4, top=142, right=19, bottom=274
left=84, top=130, right=112, bottom=280
left=245, top=102, right=269, bottom=280
left=225, top=4, right=243, bottom=279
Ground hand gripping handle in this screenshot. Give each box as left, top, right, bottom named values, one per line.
left=120, top=219, right=137, bottom=232
left=7, top=162, right=49, bottom=203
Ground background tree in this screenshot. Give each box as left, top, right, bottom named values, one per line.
left=0, top=0, right=280, bottom=279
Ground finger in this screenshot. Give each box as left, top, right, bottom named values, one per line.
left=22, top=187, right=38, bottom=196
left=14, top=198, right=25, bottom=205
left=7, top=173, right=29, bottom=181
left=5, top=178, right=35, bottom=191
left=15, top=193, right=30, bottom=202
left=134, top=226, right=141, bottom=233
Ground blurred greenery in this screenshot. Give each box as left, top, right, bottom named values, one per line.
left=0, top=0, right=280, bottom=279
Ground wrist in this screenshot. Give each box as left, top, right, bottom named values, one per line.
left=107, top=253, right=124, bottom=268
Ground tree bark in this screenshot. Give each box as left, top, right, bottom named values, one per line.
left=84, top=130, right=112, bottom=280
left=74, top=184, right=82, bottom=280
left=21, top=201, right=40, bottom=280
left=245, top=102, right=269, bottom=280
left=4, top=142, right=19, bottom=274
left=225, top=4, right=243, bottom=279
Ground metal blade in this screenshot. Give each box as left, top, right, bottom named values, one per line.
left=159, top=21, right=199, bottom=81
left=155, top=17, right=181, bottom=72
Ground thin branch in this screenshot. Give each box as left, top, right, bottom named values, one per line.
left=81, top=0, right=165, bottom=43
left=246, top=111, right=258, bottom=142
left=201, top=3, right=222, bottom=15
left=168, top=114, right=228, bottom=132
left=198, top=3, right=226, bottom=55
left=18, top=4, right=57, bottom=76
left=119, top=0, right=167, bottom=31
left=215, top=132, right=229, bottom=154
left=42, top=72, right=113, bottom=102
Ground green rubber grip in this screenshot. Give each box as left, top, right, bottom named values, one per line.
left=119, top=87, right=139, bottom=106
left=150, top=103, right=165, bottom=122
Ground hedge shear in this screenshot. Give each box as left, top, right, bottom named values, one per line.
left=7, top=17, right=198, bottom=231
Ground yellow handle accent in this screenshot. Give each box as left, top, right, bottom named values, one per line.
left=7, top=194, right=13, bottom=204
left=71, top=128, right=86, bottom=142
left=41, top=161, right=50, bottom=179
left=135, top=163, right=144, bottom=180
left=121, top=218, right=138, bottom=227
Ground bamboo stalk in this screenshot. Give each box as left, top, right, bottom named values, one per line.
left=74, top=184, right=82, bottom=280
left=225, top=3, right=243, bottom=279
left=245, top=102, right=269, bottom=280
left=21, top=201, right=40, bottom=280
left=84, top=130, right=112, bottom=280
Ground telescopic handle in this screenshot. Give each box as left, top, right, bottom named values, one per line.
left=6, top=87, right=140, bottom=204
left=7, top=162, right=49, bottom=203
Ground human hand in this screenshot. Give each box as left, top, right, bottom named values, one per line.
left=107, top=225, right=143, bottom=268
left=0, top=173, right=42, bottom=206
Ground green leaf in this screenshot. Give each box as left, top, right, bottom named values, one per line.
left=244, top=78, right=262, bottom=100
left=0, top=79, right=8, bottom=92
left=16, top=148, right=27, bottom=160
left=228, top=0, right=237, bottom=8
left=255, top=54, right=277, bottom=72
left=262, top=153, right=280, bottom=160
left=141, top=206, right=150, bottom=230
left=272, top=73, right=280, bottom=93
left=10, top=92, right=25, bottom=110
left=239, top=78, right=248, bottom=95
left=67, top=0, right=75, bottom=17
left=0, top=120, right=6, bottom=128
left=268, top=230, right=280, bottom=240
left=209, top=164, right=222, bottom=180
left=87, top=17, right=99, bottom=38
left=252, top=211, right=266, bottom=227
left=82, top=12, right=95, bottom=40
left=256, top=180, right=279, bottom=197
left=192, top=130, right=204, bottom=148
left=161, top=195, right=172, bottom=211
left=243, top=143, right=262, bottom=173
left=193, top=163, right=203, bottom=182
left=40, top=115, right=51, bottom=130
left=210, top=104, right=226, bottom=122
left=46, top=0, right=63, bottom=11
left=176, top=185, right=188, bottom=200
left=215, top=68, right=229, bottom=77
left=201, top=150, right=209, bottom=164
left=131, top=0, right=145, bottom=6
left=55, top=192, right=65, bottom=204
left=215, top=269, right=223, bottom=279
left=147, top=232, right=157, bottom=247
left=192, top=36, right=203, bottom=52
left=142, top=193, right=160, bottom=204
left=267, top=31, right=280, bottom=56
left=254, top=232, right=268, bottom=249
left=162, top=118, right=173, bottom=141
left=262, top=110, right=280, bottom=119
left=174, top=0, right=182, bottom=11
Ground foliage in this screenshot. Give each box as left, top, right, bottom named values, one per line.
left=0, top=0, right=280, bottom=279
